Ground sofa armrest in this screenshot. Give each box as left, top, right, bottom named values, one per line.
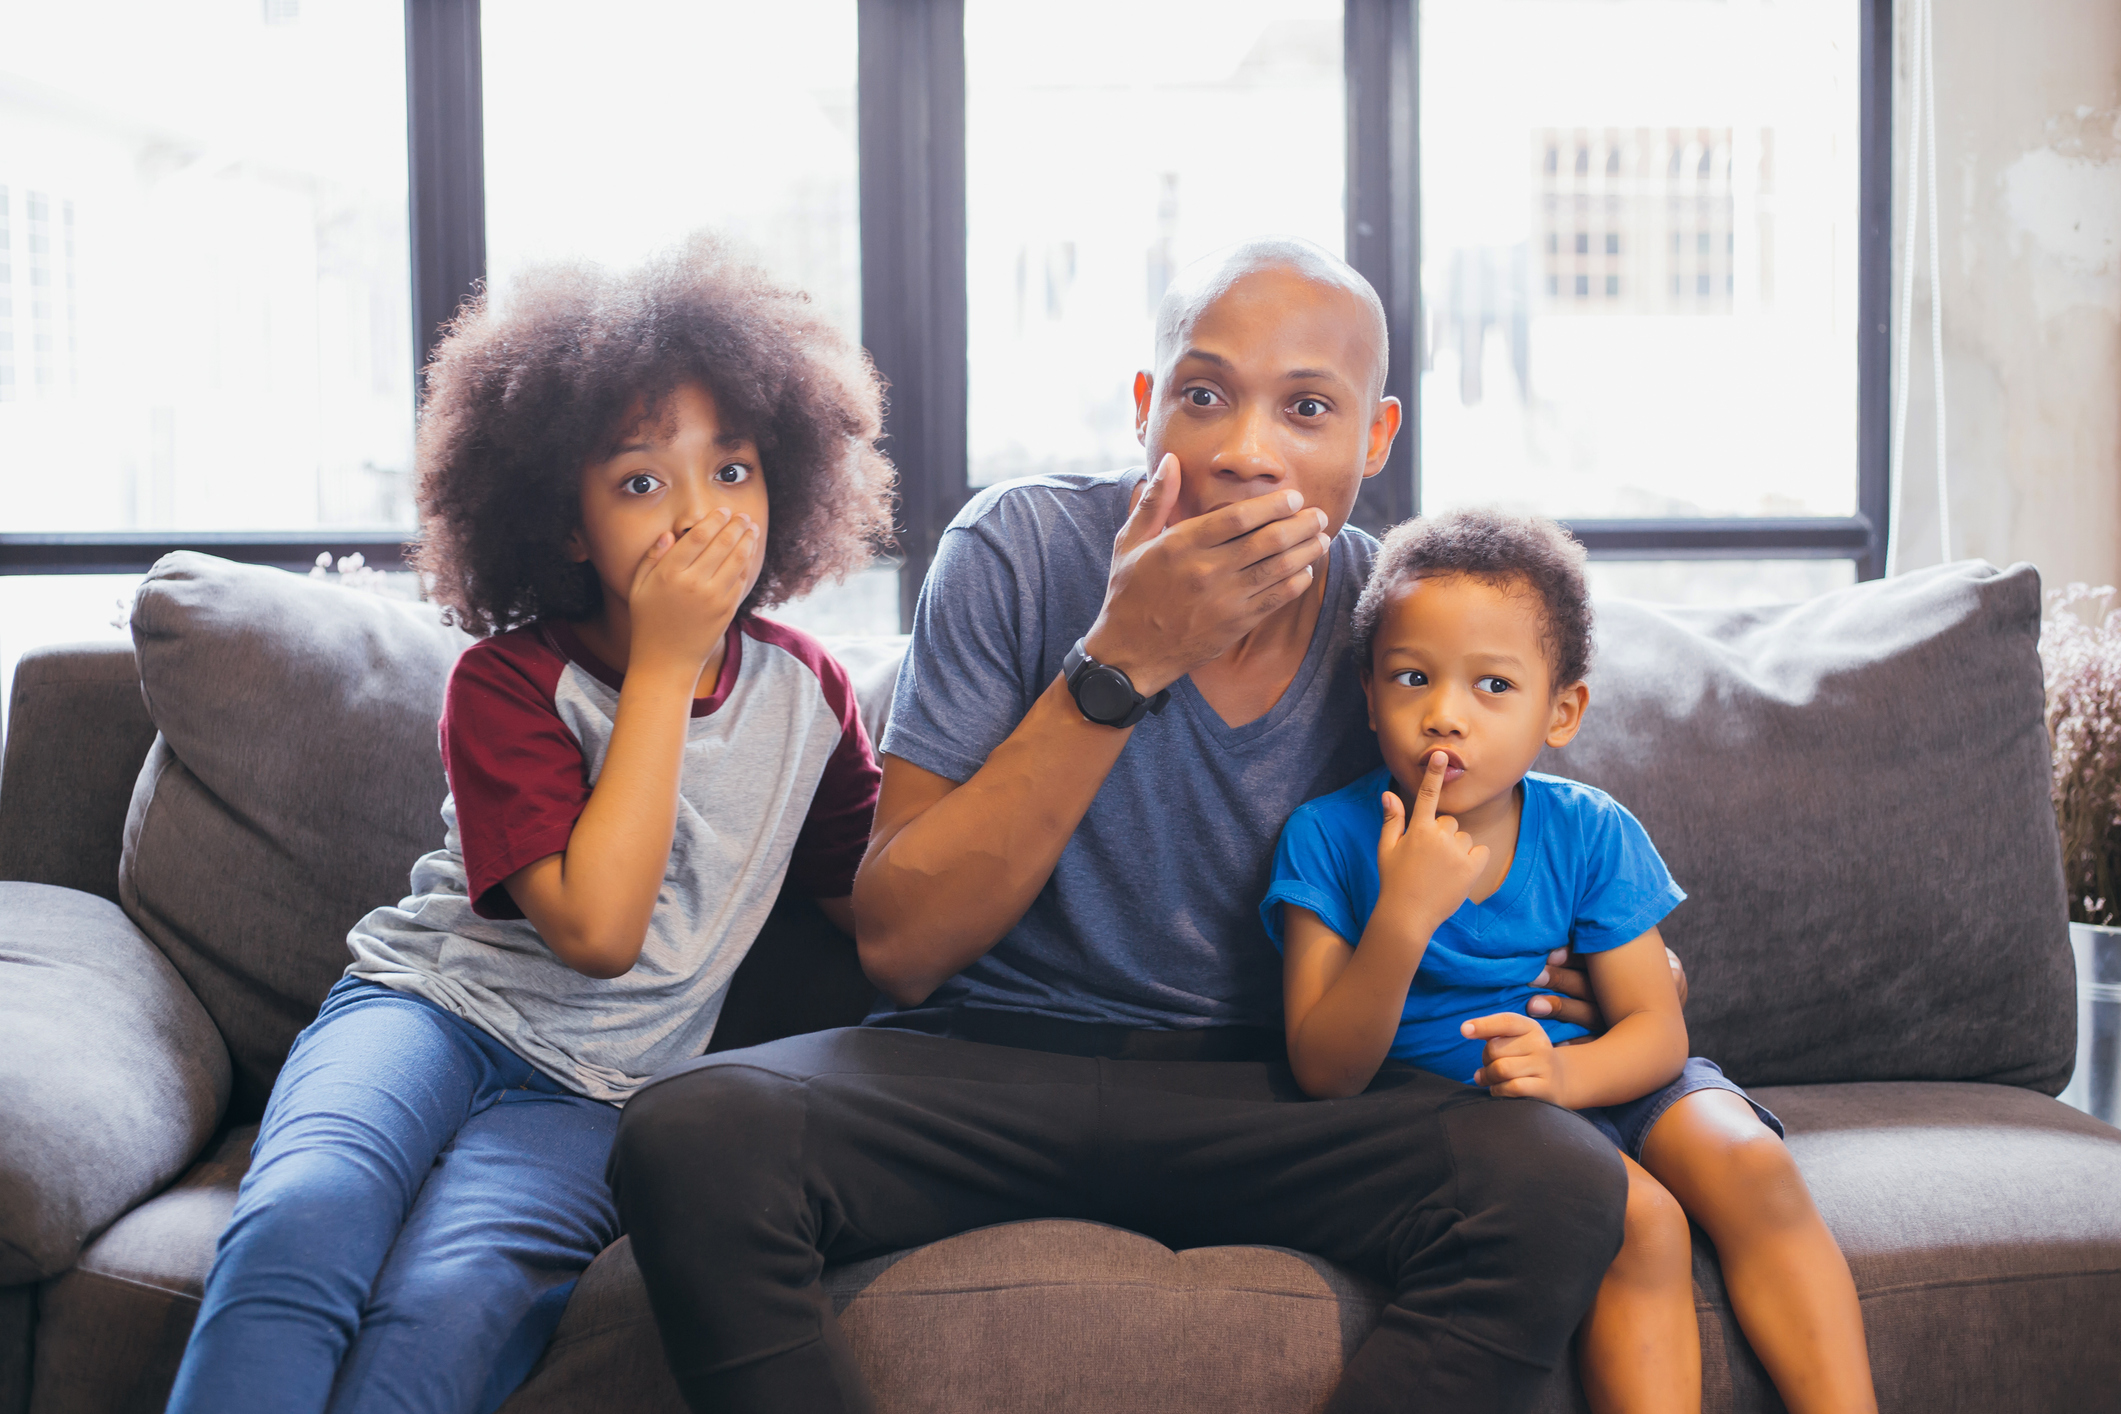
left=0, top=882, right=230, bottom=1284
left=0, top=643, right=157, bottom=904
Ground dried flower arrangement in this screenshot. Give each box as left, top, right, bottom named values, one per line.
left=2040, top=582, right=2121, bottom=926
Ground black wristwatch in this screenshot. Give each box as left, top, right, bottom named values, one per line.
left=1063, top=638, right=1170, bottom=729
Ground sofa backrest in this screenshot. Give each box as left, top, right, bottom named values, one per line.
left=106, top=551, right=2074, bottom=1116
left=0, top=641, right=156, bottom=904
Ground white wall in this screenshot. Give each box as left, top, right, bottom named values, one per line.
left=1893, top=0, right=2121, bottom=593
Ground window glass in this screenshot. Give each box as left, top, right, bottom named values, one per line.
left=0, top=575, right=138, bottom=739
left=1420, top=0, right=1859, bottom=520
left=481, top=0, right=860, bottom=342
left=963, top=0, right=1345, bottom=487
left=0, top=0, right=414, bottom=532
left=1583, top=556, right=1855, bottom=606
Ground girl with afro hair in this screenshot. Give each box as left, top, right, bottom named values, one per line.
left=169, top=235, right=896, bottom=1414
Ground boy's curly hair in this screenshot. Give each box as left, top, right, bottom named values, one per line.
left=1352, top=508, right=1594, bottom=690
left=410, top=233, right=895, bottom=636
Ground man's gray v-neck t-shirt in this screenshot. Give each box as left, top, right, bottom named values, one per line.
left=874, top=468, right=1383, bottom=1033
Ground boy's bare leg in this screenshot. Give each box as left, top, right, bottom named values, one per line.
left=1577, top=1154, right=1701, bottom=1414
left=1641, top=1092, right=1879, bottom=1414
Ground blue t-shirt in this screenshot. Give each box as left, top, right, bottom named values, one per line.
left=873, top=469, right=1382, bottom=1031
left=1261, top=766, right=1685, bottom=1082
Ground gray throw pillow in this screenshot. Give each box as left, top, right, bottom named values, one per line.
left=0, top=882, right=231, bottom=1283
left=1539, top=560, right=2073, bottom=1091
left=122, top=554, right=470, bottom=1118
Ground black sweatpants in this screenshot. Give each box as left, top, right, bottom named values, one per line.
left=611, top=1025, right=1625, bottom=1414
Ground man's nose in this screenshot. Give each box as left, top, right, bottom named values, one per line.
left=1217, top=402, right=1287, bottom=482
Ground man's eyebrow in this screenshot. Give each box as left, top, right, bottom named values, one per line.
left=1283, top=367, right=1349, bottom=384
left=1176, top=347, right=1231, bottom=368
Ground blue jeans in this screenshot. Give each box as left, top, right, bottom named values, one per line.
left=168, top=978, right=621, bottom=1414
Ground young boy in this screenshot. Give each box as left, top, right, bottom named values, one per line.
left=1264, top=509, right=1877, bottom=1414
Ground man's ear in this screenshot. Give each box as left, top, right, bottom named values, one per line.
left=1133, top=370, right=1154, bottom=445
left=1362, top=396, right=1403, bottom=481
left=1545, top=680, right=1589, bottom=749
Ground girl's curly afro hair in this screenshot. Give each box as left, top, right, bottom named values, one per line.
left=410, top=233, right=895, bottom=637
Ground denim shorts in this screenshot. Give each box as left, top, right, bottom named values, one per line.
left=1581, top=1056, right=1784, bottom=1161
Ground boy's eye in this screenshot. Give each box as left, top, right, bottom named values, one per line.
left=1292, top=397, right=1327, bottom=418
left=1391, top=670, right=1426, bottom=687
left=714, top=463, right=752, bottom=485
left=1477, top=676, right=1513, bottom=694
left=623, top=473, right=663, bottom=496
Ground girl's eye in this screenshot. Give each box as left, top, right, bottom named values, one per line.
left=1292, top=397, right=1327, bottom=418
left=1184, top=387, right=1220, bottom=408
left=714, top=463, right=752, bottom=485
left=623, top=473, right=662, bottom=496
left=1477, top=676, right=1513, bottom=694
left=1391, top=670, right=1427, bottom=687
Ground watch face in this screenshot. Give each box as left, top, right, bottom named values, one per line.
left=1078, top=666, right=1138, bottom=723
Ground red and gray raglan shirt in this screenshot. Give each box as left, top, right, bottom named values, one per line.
left=344, top=615, right=879, bottom=1103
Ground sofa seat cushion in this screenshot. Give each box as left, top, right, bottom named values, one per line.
left=1737, top=1080, right=2121, bottom=1413
left=29, top=1124, right=253, bottom=1414
left=497, top=1080, right=2121, bottom=1414
left=497, top=1224, right=1383, bottom=1414
left=28, top=1082, right=2121, bottom=1413
left=0, top=883, right=230, bottom=1286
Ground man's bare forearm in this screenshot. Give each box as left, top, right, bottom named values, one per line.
left=853, top=674, right=1132, bottom=1005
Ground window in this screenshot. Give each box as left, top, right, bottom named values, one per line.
left=1423, top=0, right=1868, bottom=546
left=961, top=0, right=1345, bottom=487
left=482, top=0, right=860, bottom=342
left=3, top=0, right=1893, bottom=623
left=0, top=0, right=414, bottom=534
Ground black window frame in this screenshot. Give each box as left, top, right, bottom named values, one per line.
left=0, top=0, right=1892, bottom=604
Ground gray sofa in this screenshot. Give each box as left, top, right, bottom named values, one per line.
left=2, top=552, right=2117, bottom=1414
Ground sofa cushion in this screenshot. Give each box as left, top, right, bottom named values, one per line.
left=1541, top=561, right=2074, bottom=1090
left=1741, top=1080, right=2121, bottom=1413
left=30, top=1085, right=2121, bottom=1413
left=0, top=883, right=230, bottom=1285
left=121, top=554, right=471, bottom=1118
left=497, top=1226, right=1380, bottom=1414
left=28, top=1123, right=252, bottom=1414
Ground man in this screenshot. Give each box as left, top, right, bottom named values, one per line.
left=613, top=239, right=1629, bottom=1413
